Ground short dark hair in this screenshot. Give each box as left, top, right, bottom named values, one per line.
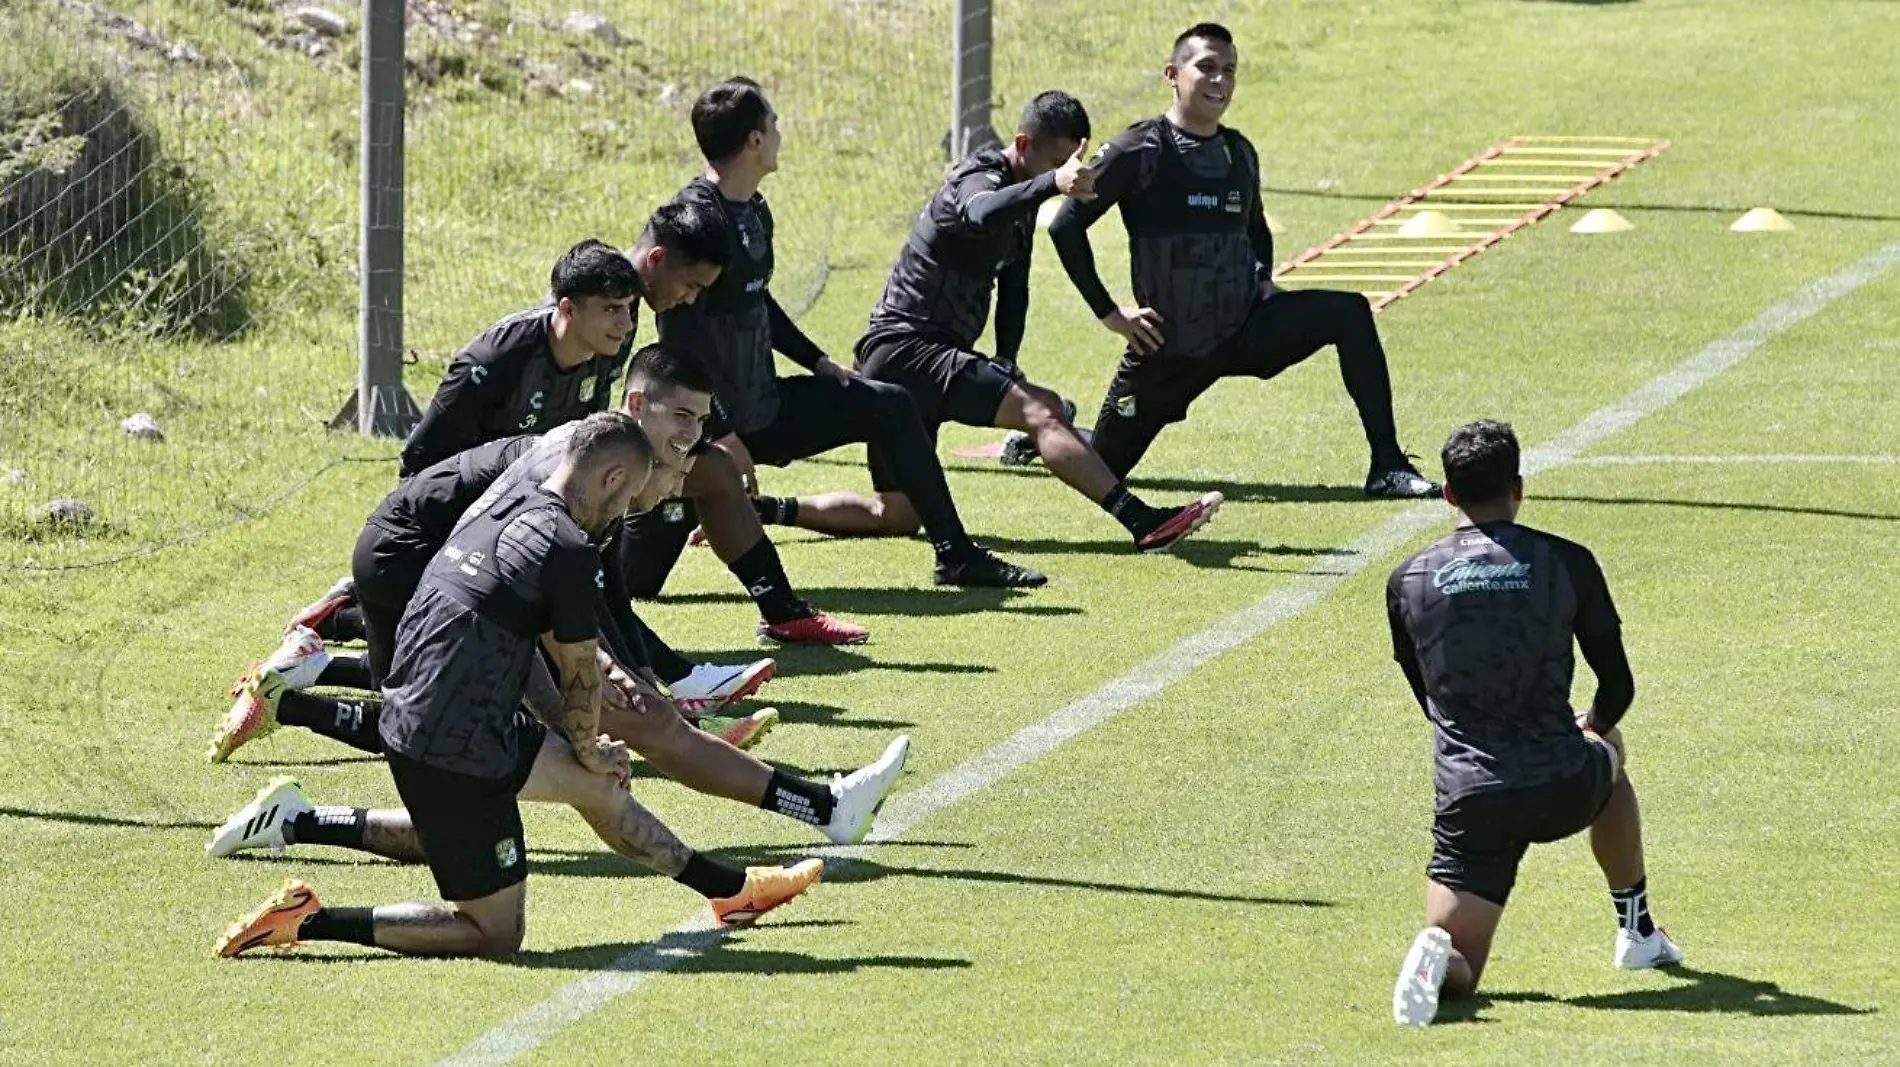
left=1019, top=90, right=1089, bottom=143
left=1171, top=22, right=1234, bottom=64
left=626, top=342, right=717, bottom=399
left=564, top=410, right=654, bottom=472
left=691, top=77, right=771, bottom=163
left=1441, top=420, right=1521, bottom=504
left=550, top=238, right=640, bottom=302
left=637, top=201, right=732, bottom=270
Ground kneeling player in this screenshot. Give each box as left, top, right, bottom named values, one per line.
left=209, top=346, right=911, bottom=847
left=214, top=413, right=822, bottom=958
left=1385, top=420, right=1680, bottom=1026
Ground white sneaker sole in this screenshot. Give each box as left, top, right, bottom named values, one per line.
left=1393, top=927, right=1453, bottom=1027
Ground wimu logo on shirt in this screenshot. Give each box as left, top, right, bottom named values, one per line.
left=1433, top=557, right=1532, bottom=595
left=1186, top=193, right=1221, bottom=210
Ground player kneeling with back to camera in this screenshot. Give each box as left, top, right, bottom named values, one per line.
left=1386, top=419, right=1680, bottom=1027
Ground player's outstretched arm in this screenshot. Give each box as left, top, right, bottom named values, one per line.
left=766, top=294, right=840, bottom=376
left=957, top=139, right=1092, bottom=232
left=1048, top=138, right=1164, bottom=355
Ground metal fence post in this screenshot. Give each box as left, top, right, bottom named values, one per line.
left=950, top=0, right=999, bottom=158
left=334, top=0, right=418, bottom=437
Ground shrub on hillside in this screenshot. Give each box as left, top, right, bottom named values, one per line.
left=0, top=2, right=249, bottom=338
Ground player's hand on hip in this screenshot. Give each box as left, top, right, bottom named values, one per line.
left=812, top=356, right=853, bottom=383
left=1102, top=305, right=1165, bottom=356
left=1056, top=138, right=1097, bottom=201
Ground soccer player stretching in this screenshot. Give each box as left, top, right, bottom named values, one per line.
left=1042, top=23, right=1438, bottom=498
left=1386, top=420, right=1680, bottom=1026
left=839, top=90, right=1221, bottom=553
left=214, top=414, right=819, bottom=958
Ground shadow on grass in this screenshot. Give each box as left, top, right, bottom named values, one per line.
left=234, top=755, right=386, bottom=768
left=249, top=927, right=970, bottom=976
left=762, top=698, right=915, bottom=731
left=657, top=584, right=1078, bottom=618
left=798, top=450, right=1390, bottom=507
left=529, top=842, right=1335, bottom=910
left=506, top=928, right=974, bottom=975
left=0, top=805, right=219, bottom=831
left=718, top=644, right=996, bottom=679
left=1438, top=966, right=1874, bottom=1024
left=1540, top=493, right=1900, bottom=525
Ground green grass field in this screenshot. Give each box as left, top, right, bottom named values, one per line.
left=4, top=0, right=1899, bottom=1063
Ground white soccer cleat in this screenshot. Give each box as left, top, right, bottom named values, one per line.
left=206, top=776, right=312, bottom=859
left=822, top=735, right=910, bottom=846
left=230, top=625, right=330, bottom=696
left=1393, top=926, right=1453, bottom=1027
left=1613, top=928, right=1683, bottom=970
left=669, top=659, right=777, bottom=714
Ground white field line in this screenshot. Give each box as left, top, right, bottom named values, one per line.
left=439, top=240, right=1900, bottom=1067
left=1574, top=454, right=1900, bottom=465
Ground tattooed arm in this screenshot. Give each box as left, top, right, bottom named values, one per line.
left=542, top=635, right=612, bottom=773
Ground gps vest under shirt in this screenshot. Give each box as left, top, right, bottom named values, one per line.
left=656, top=179, right=779, bottom=434
left=867, top=147, right=1030, bottom=350
left=1117, top=118, right=1260, bottom=361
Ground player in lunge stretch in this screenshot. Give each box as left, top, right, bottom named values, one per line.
left=1022, top=23, right=1438, bottom=499
left=1385, top=420, right=1680, bottom=1026
left=271, top=226, right=793, bottom=672
left=208, top=347, right=910, bottom=850
left=822, top=90, right=1220, bottom=554
left=636, top=76, right=1044, bottom=593
left=214, top=414, right=823, bottom=958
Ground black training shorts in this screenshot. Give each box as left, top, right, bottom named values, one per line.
left=1427, top=739, right=1617, bottom=907
left=350, top=522, right=432, bottom=687
left=386, top=711, right=546, bottom=902
left=854, top=333, right=1017, bottom=431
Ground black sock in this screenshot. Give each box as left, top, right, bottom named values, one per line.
left=315, top=603, right=367, bottom=644
left=299, top=906, right=377, bottom=946
left=1368, top=435, right=1407, bottom=472
left=1611, top=877, right=1656, bottom=937
left=729, top=538, right=805, bottom=624
left=1099, top=481, right=1166, bottom=538
left=674, top=852, right=747, bottom=900
left=753, top=495, right=800, bottom=527
left=277, top=690, right=385, bottom=754
left=761, top=768, right=836, bottom=826
left=316, top=654, right=375, bottom=691
left=284, top=806, right=368, bottom=849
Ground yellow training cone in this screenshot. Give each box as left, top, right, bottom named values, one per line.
left=1731, top=207, right=1795, bottom=232
left=1397, top=209, right=1458, bottom=237
left=1569, top=208, right=1634, bottom=234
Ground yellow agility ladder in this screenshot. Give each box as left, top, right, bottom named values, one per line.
left=1272, top=135, right=1670, bottom=311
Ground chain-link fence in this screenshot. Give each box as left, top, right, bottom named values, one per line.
left=2, top=0, right=1228, bottom=571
